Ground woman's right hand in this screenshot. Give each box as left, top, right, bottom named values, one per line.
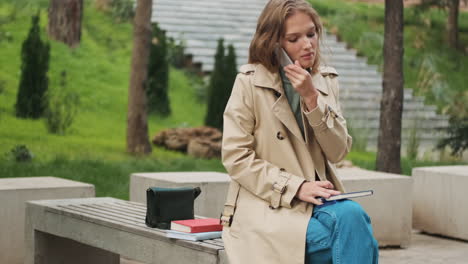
left=295, top=181, right=341, bottom=205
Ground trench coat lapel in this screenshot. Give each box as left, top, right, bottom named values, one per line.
left=253, top=65, right=305, bottom=143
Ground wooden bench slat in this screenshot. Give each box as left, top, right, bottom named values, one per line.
left=45, top=200, right=224, bottom=254
left=79, top=204, right=146, bottom=220
left=59, top=204, right=144, bottom=226
left=111, top=201, right=147, bottom=214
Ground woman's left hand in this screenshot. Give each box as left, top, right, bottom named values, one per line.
left=283, top=60, right=319, bottom=110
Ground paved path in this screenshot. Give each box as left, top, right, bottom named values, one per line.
left=121, top=230, right=468, bottom=263
left=380, top=231, right=468, bottom=264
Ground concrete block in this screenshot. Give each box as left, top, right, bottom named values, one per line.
left=338, top=168, right=413, bottom=248
left=0, top=176, right=95, bottom=264
left=130, top=172, right=230, bottom=218
left=412, top=166, right=468, bottom=241
left=25, top=198, right=222, bottom=264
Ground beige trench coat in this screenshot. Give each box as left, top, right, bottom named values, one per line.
left=221, top=63, right=352, bottom=264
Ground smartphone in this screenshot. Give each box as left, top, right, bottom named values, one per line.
left=274, top=44, right=294, bottom=67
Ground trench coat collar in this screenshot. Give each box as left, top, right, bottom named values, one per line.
left=252, top=64, right=329, bottom=143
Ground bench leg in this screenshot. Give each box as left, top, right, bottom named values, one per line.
left=33, top=230, right=120, bottom=264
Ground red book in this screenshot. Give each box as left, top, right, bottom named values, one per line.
left=170, top=218, right=223, bottom=233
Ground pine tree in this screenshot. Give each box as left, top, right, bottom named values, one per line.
left=204, top=41, right=238, bottom=131
left=224, top=44, right=237, bottom=106
left=146, top=23, right=170, bottom=116
left=15, top=14, right=50, bottom=119
left=205, top=38, right=226, bottom=130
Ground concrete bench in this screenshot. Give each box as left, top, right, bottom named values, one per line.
left=130, top=169, right=412, bottom=247
left=25, top=197, right=228, bottom=264
left=0, top=176, right=95, bottom=264
left=337, top=168, right=413, bottom=248
left=412, top=166, right=468, bottom=241
left=130, top=172, right=230, bottom=218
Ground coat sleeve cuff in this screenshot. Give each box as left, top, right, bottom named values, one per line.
left=303, top=96, right=327, bottom=127
left=280, top=174, right=305, bottom=208
left=269, top=170, right=306, bottom=209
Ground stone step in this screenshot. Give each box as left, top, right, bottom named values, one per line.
left=345, top=109, right=445, bottom=120
left=186, top=46, right=248, bottom=59
left=347, top=119, right=449, bottom=130
left=352, top=132, right=447, bottom=141
left=339, top=76, right=383, bottom=85
left=342, top=101, right=430, bottom=111
left=347, top=122, right=448, bottom=133
left=339, top=83, right=384, bottom=91
left=322, top=41, right=348, bottom=50
left=335, top=69, right=381, bottom=78
left=322, top=48, right=358, bottom=57
left=166, top=31, right=251, bottom=44
left=330, top=62, right=378, bottom=71
left=323, top=53, right=365, bottom=62
left=348, top=119, right=448, bottom=134
left=153, top=3, right=264, bottom=18
left=184, top=39, right=250, bottom=50
left=341, top=93, right=422, bottom=102
left=326, top=59, right=376, bottom=70
left=154, top=0, right=267, bottom=10
left=345, top=105, right=437, bottom=114
left=160, top=23, right=256, bottom=36
left=154, top=16, right=257, bottom=30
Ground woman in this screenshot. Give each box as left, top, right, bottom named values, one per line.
left=220, top=0, right=379, bottom=263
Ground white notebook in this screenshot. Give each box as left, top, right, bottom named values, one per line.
left=166, top=230, right=222, bottom=241
left=318, top=190, right=373, bottom=203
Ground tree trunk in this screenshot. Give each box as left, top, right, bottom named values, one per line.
left=126, top=0, right=152, bottom=155
left=48, top=0, right=83, bottom=48
left=376, top=0, right=404, bottom=174
left=447, top=0, right=459, bottom=49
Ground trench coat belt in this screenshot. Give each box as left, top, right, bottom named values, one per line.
left=221, top=180, right=241, bottom=227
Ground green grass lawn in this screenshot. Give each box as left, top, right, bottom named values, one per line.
left=0, top=1, right=208, bottom=161
left=0, top=1, right=225, bottom=199
left=0, top=0, right=465, bottom=200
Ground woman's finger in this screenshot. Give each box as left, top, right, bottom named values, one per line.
left=316, top=181, right=334, bottom=189
left=284, top=68, right=302, bottom=81
left=325, top=189, right=341, bottom=196
left=286, top=63, right=306, bottom=75
left=315, top=191, right=332, bottom=199
left=308, top=197, right=323, bottom=205
left=284, top=72, right=302, bottom=87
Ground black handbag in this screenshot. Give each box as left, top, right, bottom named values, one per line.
left=145, top=186, right=201, bottom=229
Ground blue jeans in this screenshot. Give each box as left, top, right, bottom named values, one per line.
left=305, top=199, right=379, bottom=264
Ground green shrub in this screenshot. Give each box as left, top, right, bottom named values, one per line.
left=15, top=14, right=50, bottom=119
left=110, top=0, right=134, bottom=22
left=437, top=91, right=468, bottom=156
left=44, top=71, right=79, bottom=135
left=146, top=23, right=171, bottom=117
left=9, top=145, right=34, bottom=162
left=0, top=80, right=5, bottom=95
left=406, top=124, right=420, bottom=161
left=204, top=39, right=237, bottom=131
left=167, top=37, right=186, bottom=68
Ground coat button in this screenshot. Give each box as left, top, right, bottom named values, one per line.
left=276, top=132, right=285, bottom=140
left=280, top=168, right=286, bottom=172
